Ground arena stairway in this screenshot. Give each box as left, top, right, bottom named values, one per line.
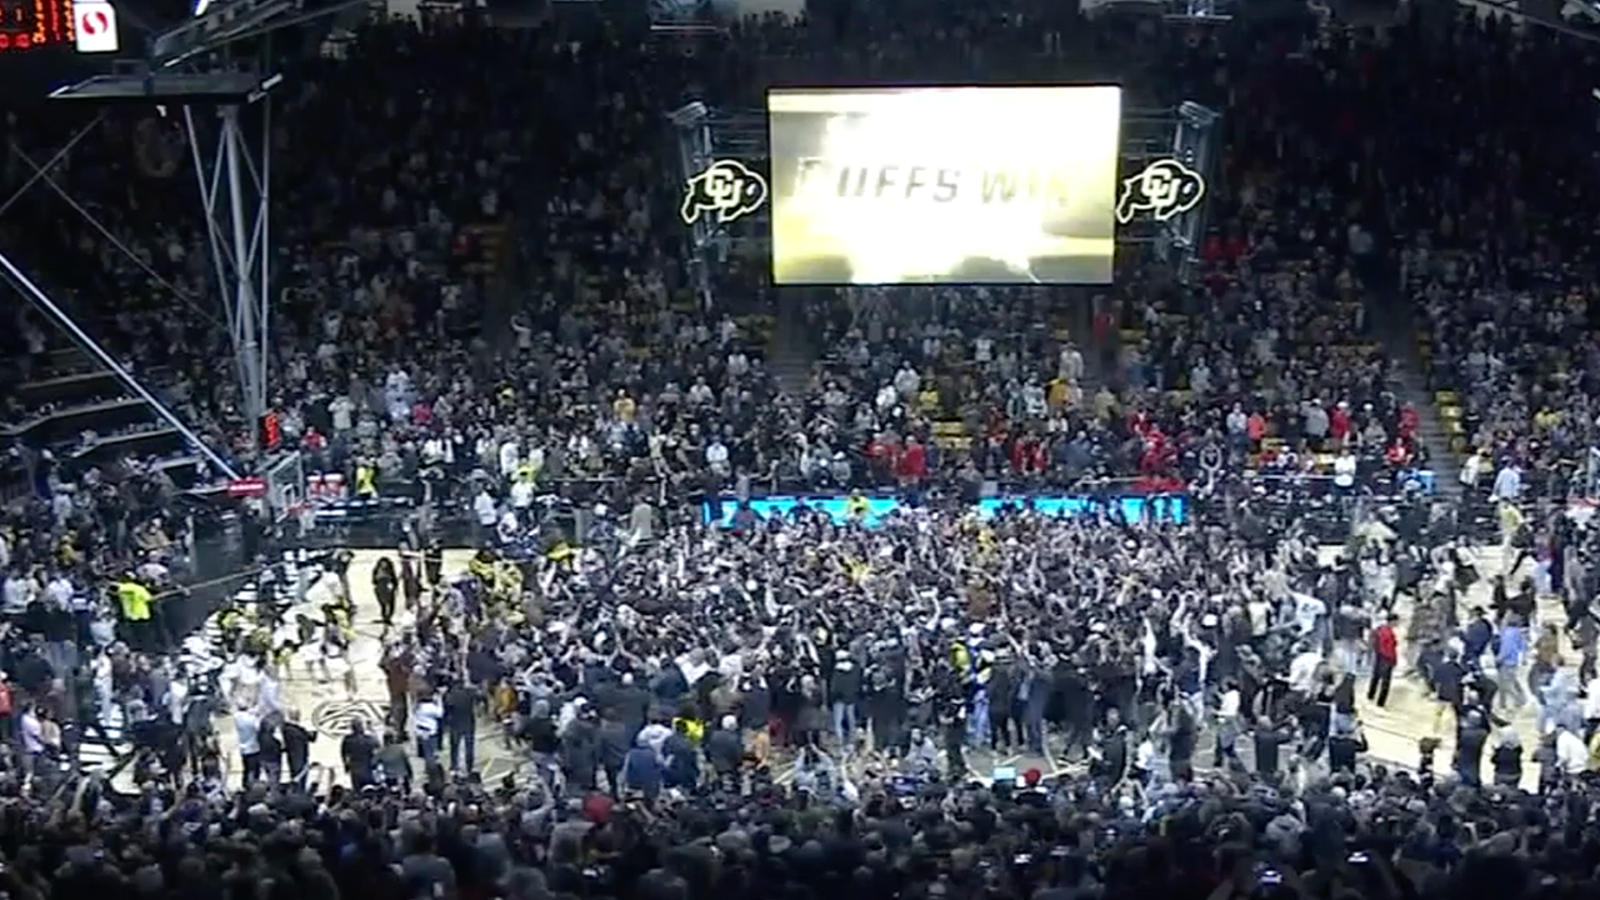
left=769, top=290, right=817, bottom=399
left=1375, top=301, right=1462, bottom=499
left=2, top=340, right=205, bottom=490
left=1063, top=288, right=1105, bottom=395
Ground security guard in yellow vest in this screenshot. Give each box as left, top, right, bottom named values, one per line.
left=116, top=576, right=155, bottom=650
left=116, top=577, right=151, bottom=622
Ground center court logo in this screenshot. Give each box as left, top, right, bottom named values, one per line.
left=310, top=698, right=388, bottom=738
left=1115, top=158, right=1206, bottom=225
left=681, top=159, right=769, bottom=226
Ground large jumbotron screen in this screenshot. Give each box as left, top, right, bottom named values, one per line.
left=767, top=85, right=1123, bottom=286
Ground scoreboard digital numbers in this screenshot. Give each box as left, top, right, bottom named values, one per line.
left=0, top=0, right=72, bottom=52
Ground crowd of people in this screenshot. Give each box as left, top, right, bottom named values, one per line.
left=0, top=1, right=1596, bottom=899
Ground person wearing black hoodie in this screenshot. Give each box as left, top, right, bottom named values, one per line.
left=829, top=651, right=863, bottom=753
left=401, top=556, right=424, bottom=613
left=988, top=655, right=1017, bottom=752
left=372, top=556, right=399, bottom=627
left=704, top=714, right=745, bottom=778
left=340, top=720, right=377, bottom=789
left=1168, top=699, right=1197, bottom=782
left=1326, top=715, right=1367, bottom=774
left=1089, top=707, right=1128, bottom=783
left=662, top=720, right=699, bottom=789
left=737, top=672, right=771, bottom=743
left=597, top=715, right=631, bottom=797
left=443, top=680, right=478, bottom=773
left=560, top=705, right=600, bottom=794
left=1251, top=716, right=1294, bottom=777
left=1490, top=728, right=1523, bottom=787
left=282, top=710, right=315, bottom=790
left=1454, top=708, right=1490, bottom=787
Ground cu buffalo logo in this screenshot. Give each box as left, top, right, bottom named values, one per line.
left=1115, top=159, right=1207, bottom=225
left=680, top=159, right=769, bottom=226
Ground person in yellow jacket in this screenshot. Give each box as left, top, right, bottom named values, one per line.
left=116, top=577, right=151, bottom=621
left=845, top=493, right=869, bottom=520
left=354, top=461, right=378, bottom=499
left=116, top=576, right=159, bottom=651
left=672, top=715, right=705, bottom=744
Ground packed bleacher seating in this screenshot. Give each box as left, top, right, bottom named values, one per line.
left=1390, top=13, right=1600, bottom=503
left=0, top=5, right=1599, bottom=900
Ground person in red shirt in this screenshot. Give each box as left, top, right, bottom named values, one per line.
left=1329, top=402, right=1351, bottom=446
left=1368, top=613, right=1400, bottom=707
left=1398, top=403, right=1420, bottom=441
left=1384, top=437, right=1412, bottom=468
left=1246, top=412, right=1267, bottom=449
left=866, top=433, right=898, bottom=482
left=1010, top=433, right=1045, bottom=475
left=897, top=438, right=927, bottom=484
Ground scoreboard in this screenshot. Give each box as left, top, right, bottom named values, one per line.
left=0, top=0, right=74, bottom=52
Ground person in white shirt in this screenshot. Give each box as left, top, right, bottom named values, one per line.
left=499, top=438, right=521, bottom=479
left=1246, top=596, right=1272, bottom=638
left=50, top=491, right=73, bottom=528
left=256, top=673, right=284, bottom=721
left=235, top=706, right=262, bottom=784
left=1585, top=676, right=1600, bottom=737
left=1213, top=680, right=1242, bottom=764
left=1332, top=451, right=1357, bottom=489
left=45, top=574, right=74, bottom=610
left=137, top=559, right=170, bottom=585
left=1291, top=592, right=1327, bottom=637
left=893, top=364, right=921, bottom=398
left=1555, top=723, right=1588, bottom=775
left=1459, top=450, right=1484, bottom=490
left=705, top=439, right=730, bottom=477
left=413, top=692, right=443, bottom=763
left=510, top=475, right=535, bottom=510
left=166, top=676, right=191, bottom=727
left=89, top=609, right=117, bottom=648
left=1287, top=645, right=1323, bottom=694
left=497, top=509, right=520, bottom=545
left=1493, top=463, right=1522, bottom=502
left=19, top=706, right=44, bottom=766
left=473, top=488, right=498, bottom=544
left=687, top=379, right=714, bottom=406
left=637, top=720, right=673, bottom=757
left=329, top=395, right=355, bottom=433
left=2, top=572, right=34, bottom=616
left=92, top=653, right=114, bottom=715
